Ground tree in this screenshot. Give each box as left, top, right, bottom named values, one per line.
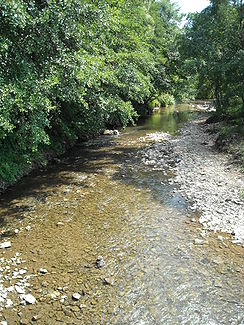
left=181, top=0, right=244, bottom=122
left=0, top=0, right=180, bottom=181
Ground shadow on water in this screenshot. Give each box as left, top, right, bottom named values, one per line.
left=0, top=105, right=194, bottom=226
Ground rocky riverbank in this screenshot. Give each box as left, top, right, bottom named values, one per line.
left=141, top=113, right=244, bottom=245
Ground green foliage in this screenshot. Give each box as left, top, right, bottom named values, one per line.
left=148, top=99, right=161, bottom=111
left=147, top=93, right=175, bottom=112
left=158, top=93, right=175, bottom=107
left=181, top=0, right=244, bottom=122
left=0, top=0, right=181, bottom=182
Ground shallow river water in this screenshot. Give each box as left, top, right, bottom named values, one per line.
left=0, top=105, right=243, bottom=324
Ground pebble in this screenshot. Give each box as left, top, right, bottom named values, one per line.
left=5, top=299, right=13, bottom=308
left=25, top=226, right=31, bottom=231
left=7, top=286, right=14, bottom=292
left=39, top=268, right=48, bottom=274
left=72, top=293, right=81, bottom=301
left=15, top=285, right=25, bottom=294
left=102, top=277, right=114, bottom=285
left=71, top=306, right=80, bottom=312
left=19, top=269, right=27, bottom=275
left=79, top=304, right=87, bottom=309
left=96, top=256, right=105, bottom=268
left=50, top=292, right=58, bottom=299
left=194, top=239, right=206, bottom=245
left=32, top=315, right=41, bottom=321
left=0, top=241, right=11, bottom=249
left=64, top=309, right=73, bottom=317
left=22, top=294, right=36, bottom=304
left=60, top=295, right=67, bottom=303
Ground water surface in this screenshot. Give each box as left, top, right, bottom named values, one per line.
left=0, top=104, right=243, bottom=324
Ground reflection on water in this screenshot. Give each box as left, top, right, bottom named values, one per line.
left=0, top=105, right=243, bottom=324
left=136, top=104, right=196, bottom=134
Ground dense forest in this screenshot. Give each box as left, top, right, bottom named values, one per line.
left=0, top=0, right=243, bottom=183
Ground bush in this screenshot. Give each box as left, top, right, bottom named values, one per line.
left=148, top=99, right=161, bottom=111
left=158, top=93, right=175, bottom=107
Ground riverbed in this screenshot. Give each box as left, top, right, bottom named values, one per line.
left=0, top=104, right=243, bottom=324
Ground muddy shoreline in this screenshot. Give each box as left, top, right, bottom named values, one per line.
left=142, top=112, right=244, bottom=245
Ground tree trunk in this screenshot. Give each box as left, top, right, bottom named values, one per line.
left=215, top=81, right=222, bottom=113
left=242, top=94, right=244, bottom=121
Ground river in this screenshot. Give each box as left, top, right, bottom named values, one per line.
left=0, top=104, right=243, bottom=324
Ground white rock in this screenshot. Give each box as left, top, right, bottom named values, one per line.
left=2, top=292, right=7, bottom=299
left=5, top=299, right=13, bottom=308
left=79, top=304, right=87, bottom=309
left=60, top=295, right=67, bottom=303
left=103, top=129, right=114, bottom=135
left=39, top=268, right=48, bottom=274
left=7, top=286, right=14, bottom=292
left=194, top=239, right=207, bottom=245
left=50, top=293, right=57, bottom=299
left=72, top=293, right=81, bottom=301
left=12, top=271, right=19, bottom=278
left=25, top=226, right=31, bottom=231
left=15, top=285, right=25, bottom=294
left=19, top=269, right=27, bottom=275
left=22, top=294, right=36, bottom=304
left=0, top=242, right=11, bottom=249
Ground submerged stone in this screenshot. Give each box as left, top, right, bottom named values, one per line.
left=96, top=256, right=105, bottom=268
left=72, top=293, right=81, bottom=301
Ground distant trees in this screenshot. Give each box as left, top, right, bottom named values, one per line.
left=181, top=0, right=244, bottom=121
